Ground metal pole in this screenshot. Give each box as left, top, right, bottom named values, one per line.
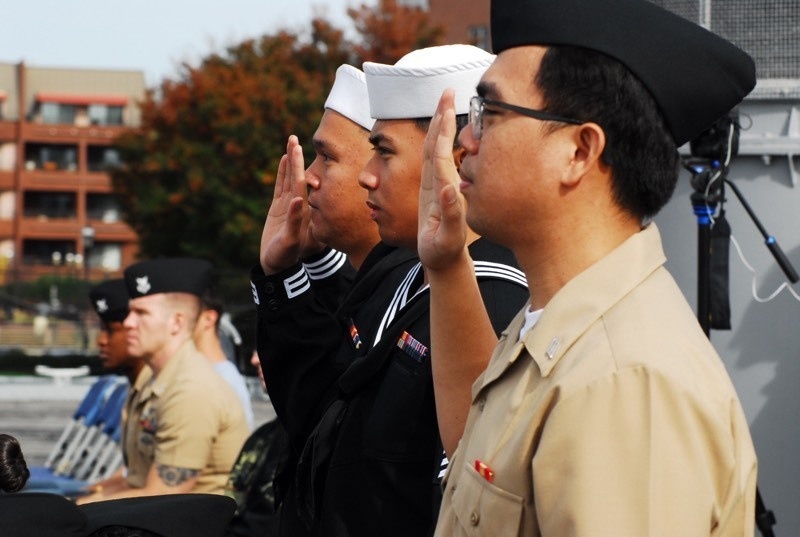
left=699, top=0, right=712, bottom=30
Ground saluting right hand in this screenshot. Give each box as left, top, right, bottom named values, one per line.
left=260, top=135, right=314, bottom=275
left=418, top=89, right=470, bottom=272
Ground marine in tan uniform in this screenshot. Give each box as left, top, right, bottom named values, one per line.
left=80, top=258, right=249, bottom=503
left=416, top=0, right=758, bottom=535
left=79, top=278, right=152, bottom=499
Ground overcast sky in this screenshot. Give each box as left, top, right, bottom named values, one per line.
left=2, top=0, right=360, bottom=86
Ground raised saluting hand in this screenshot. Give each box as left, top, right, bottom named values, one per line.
left=417, top=89, right=469, bottom=273
left=260, top=135, right=322, bottom=275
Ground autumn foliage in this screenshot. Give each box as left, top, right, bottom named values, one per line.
left=349, top=0, right=445, bottom=63
left=111, top=1, right=443, bottom=291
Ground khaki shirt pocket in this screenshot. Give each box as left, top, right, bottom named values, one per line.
left=451, top=459, right=525, bottom=536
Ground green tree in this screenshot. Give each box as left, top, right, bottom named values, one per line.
left=111, top=4, right=443, bottom=297
left=112, top=19, right=350, bottom=272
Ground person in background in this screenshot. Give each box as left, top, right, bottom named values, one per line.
left=83, top=279, right=153, bottom=498
left=250, top=350, right=266, bottom=393
left=0, top=433, right=29, bottom=493
left=79, top=258, right=249, bottom=503
left=89, top=279, right=149, bottom=388
left=417, top=0, right=759, bottom=535
left=194, top=287, right=255, bottom=431
left=224, top=350, right=288, bottom=537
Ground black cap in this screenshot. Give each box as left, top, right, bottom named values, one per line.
left=123, top=258, right=213, bottom=299
left=490, top=0, right=756, bottom=145
left=89, top=279, right=130, bottom=323
left=1, top=492, right=88, bottom=537
left=79, top=494, right=236, bottom=537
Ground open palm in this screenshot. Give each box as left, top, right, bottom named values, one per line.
left=260, top=135, right=318, bottom=274
left=418, top=89, right=469, bottom=271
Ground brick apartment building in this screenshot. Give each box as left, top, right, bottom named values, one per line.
left=427, top=0, right=490, bottom=50
left=0, top=62, right=145, bottom=286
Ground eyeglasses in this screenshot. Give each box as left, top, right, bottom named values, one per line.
left=468, top=96, right=583, bottom=140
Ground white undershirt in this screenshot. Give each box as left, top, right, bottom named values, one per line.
left=519, top=306, right=543, bottom=339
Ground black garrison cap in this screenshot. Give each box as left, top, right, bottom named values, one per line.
left=80, top=494, right=237, bottom=537
left=490, top=0, right=756, bottom=146
left=89, top=279, right=129, bottom=323
left=123, top=257, right=213, bottom=299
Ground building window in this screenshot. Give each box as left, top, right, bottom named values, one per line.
left=88, top=104, right=124, bottom=126
left=23, top=191, right=77, bottom=219
left=22, top=239, right=75, bottom=266
left=468, top=24, right=490, bottom=51
left=87, top=193, right=122, bottom=222
left=41, top=102, right=77, bottom=125
left=0, top=143, right=16, bottom=171
left=87, top=145, right=121, bottom=172
left=0, top=239, right=13, bottom=263
left=0, top=191, right=15, bottom=220
left=90, top=242, right=122, bottom=272
left=24, top=143, right=78, bottom=171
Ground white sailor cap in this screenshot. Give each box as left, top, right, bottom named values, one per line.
left=324, top=64, right=375, bottom=131
left=363, top=44, right=495, bottom=120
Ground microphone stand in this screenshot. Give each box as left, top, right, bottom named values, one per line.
left=687, top=158, right=790, bottom=537
left=723, top=178, right=799, bottom=285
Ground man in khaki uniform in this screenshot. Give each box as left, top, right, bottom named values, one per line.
left=80, top=258, right=249, bottom=503
left=79, top=278, right=153, bottom=499
left=417, top=0, right=759, bottom=535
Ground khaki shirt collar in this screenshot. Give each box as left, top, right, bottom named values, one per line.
left=132, top=365, right=153, bottom=393
left=140, top=339, right=198, bottom=401
left=474, top=223, right=667, bottom=399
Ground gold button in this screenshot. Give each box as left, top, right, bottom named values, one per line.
left=470, top=511, right=480, bottom=526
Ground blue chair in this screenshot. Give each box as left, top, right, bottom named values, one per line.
left=40, top=375, right=117, bottom=471
left=71, top=382, right=129, bottom=481
left=25, top=376, right=128, bottom=496
left=84, top=417, right=125, bottom=484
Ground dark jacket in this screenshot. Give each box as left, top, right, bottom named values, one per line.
left=251, top=240, right=528, bottom=537
left=225, top=419, right=290, bottom=537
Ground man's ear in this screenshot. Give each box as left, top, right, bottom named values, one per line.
left=564, top=122, right=606, bottom=187
left=452, top=145, right=467, bottom=169
left=198, top=308, right=218, bottom=331
left=169, top=311, right=184, bottom=336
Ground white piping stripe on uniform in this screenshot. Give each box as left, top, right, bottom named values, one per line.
left=304, top=248, right=340, bottom=274
left=438, top=452, right=449, bottom=479
left=373, top=260, right=527, bottom=345
left=305, top=249, right=347, bottom=280
left=284, top=267, right=311, bottom=299
left=473, top=261, right=528, bottom=287
left=249, top=281, right=260, bottom=305
left=373, top=262, right=423, bottom=345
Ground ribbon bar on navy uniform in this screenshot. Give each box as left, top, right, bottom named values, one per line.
left=396, top=330, right=428, bottom=363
